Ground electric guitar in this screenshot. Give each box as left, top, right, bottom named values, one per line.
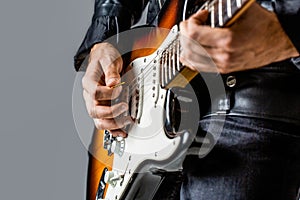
left=86, top=0, right=255, bottom=199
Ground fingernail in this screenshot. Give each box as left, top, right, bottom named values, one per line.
left=121, top=104, right=128, bottom=112
left=106, top=78, right=119, bottom=87
left=124, top=119, right=132, bottom=125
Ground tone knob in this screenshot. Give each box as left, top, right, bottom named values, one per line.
left=104, top=171, right=122, bottom=187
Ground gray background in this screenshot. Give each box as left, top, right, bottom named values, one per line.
left=0, top=0, right=94, bottom=199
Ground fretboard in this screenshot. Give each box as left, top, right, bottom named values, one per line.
left=203, top=0, right=255, bottom=27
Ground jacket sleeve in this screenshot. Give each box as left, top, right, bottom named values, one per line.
left=74, top=0, right=149, bottom=71
left=273, top=0, right=300, bottom=54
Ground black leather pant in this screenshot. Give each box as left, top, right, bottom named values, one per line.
left=180, top=59, right=300, bottom=200
left=181, top=115, right=300, bottom=200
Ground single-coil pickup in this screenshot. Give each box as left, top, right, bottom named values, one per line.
left=129, top=72, right=144, bottom=123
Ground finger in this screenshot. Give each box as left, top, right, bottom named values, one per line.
left=110, top=129, right=128, bottom=138
left=180, top=18, right=231, bottom=49
left=83, top=90, right=95, bottom=116
left=83, top=78, right=122, bottom=101
left=94, top=85, right=122, bottom=100
left=180, top=34, right=211, bottom=57
left=179, top=10, right=208, bottom=41
left=180, top=36, right=218, bottom=73
left=90, top=103, right=128, bottom=119
left=93, top=116, right=133, bottom=131
left=180, top=55, right=217, bottom=73
left=189, top=9, right=209, bottom=25
left=197, top=27, right=232, bottom=49
left=83, top=90, right=128, bottom=118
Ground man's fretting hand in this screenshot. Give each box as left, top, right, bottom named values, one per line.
left=179, top=2, right=299, bottom=74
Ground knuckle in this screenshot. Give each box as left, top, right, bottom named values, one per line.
left=222, top=39, right=233, bottom=51
left=221, top=31, right=234, bottom=48
left=88, top=105, right=98, bottom=118
left=91, top=88, right=99, bottom=100
left=186, top=21, right=199, bottom=38
left=81, top=76, right=87, bottom=87
left=82, top=90, right=87, bottom=100
left=87, top=107, right=94, bottom=118
left=185, top=28, right=198, bottom=40
left=218, top=67, right=227, bottom=74
left=111, top=89, right=121, bottom=99
left=115, top=56, right=123, bottom=66
left=218, top=64, right=230, bottom=74
left=102, top=108, right=112, bottom=118
left=179, top=21, right=187, bottom=32
left=106, top=72, right=120, bottom=81
left=222, top=53, right=231, bottom=64
left=94, top=120, right=103, bottom=130
left=182, top=53, right=193, bottom=64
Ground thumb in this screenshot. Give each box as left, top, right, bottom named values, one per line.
left=103, top=57, right=123, bottom=87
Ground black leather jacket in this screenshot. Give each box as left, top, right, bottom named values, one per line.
left=74, top=0, right=300, bottom=123
left=74, top=0, right=300, bottom=70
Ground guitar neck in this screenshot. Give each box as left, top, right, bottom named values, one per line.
left=161, top=0, right=255, bottom=89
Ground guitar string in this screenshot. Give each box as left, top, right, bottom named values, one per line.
left=123, top=25, right=189, bottom=92
left=127, top=36, right=180, bottom=93
left=121, top=35, right=180, bottom=106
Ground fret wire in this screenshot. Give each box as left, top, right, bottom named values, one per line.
left=162, top=53, right=164, bottom=87
left=211, top=4, right=215, bottom=28
left=204, top=1, right=209, bottom=10
left=227, top=0, right=232, bottom=17
left=218, top=0, right=224, bottom=26
left=207, top=0, right=218, bottom=10
left=166, top=51, right=169, bottom=82
left=237, top=0, right=242, bottom=8
left=168, top=50, right=172, bottom=80
left=164, top=51, right=168, bottom=82
left=172, top=42, right=175, bottom=75
left=171, top=44, right=176, bottom=75
left=198, top=1, right=208, bottom=12
left=164, top=52, right=168, bottom=84
left=170, top=51, right=173, bottom=78
left=176, top=38, right=180, bottom=71
left=160, top=54, right=162, bottom=87
left=160, top=53, right=165, bottom=87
